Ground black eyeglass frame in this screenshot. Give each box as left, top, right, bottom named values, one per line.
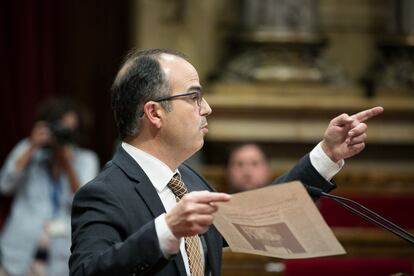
left=153, top=91, right=203, bottom=106
left=139, top=91, right=203, bottom=117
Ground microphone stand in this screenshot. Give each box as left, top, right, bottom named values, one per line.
left=306, top=185, right=414, bottom=245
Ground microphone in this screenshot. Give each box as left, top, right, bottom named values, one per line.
left=304, top=185, right=414, bottom=245
left=306, top=185, right=324, bottom=197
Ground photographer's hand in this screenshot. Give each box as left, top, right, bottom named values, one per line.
left=56, top=145, right=81, bottom=193
left=15, top=121, right=51, bottom=172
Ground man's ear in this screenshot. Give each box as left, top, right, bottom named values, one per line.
left=143, top=101, right=163, bottom=129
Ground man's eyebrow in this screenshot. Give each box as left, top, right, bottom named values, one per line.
left=187, top=85, right=202, bottom=92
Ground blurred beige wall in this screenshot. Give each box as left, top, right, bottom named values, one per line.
left=131, top=0, right=237, bottom=83
left=130, top=0, right=389, bottom=84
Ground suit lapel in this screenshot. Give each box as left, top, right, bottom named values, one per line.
left=113, top=146, right=187, bottom=276
left=133, top=180, right=165, bottom=218
left=182, top=173, right=205, bottom=193
left=202, top=229, right=219, bottom=276
left=113, top=147, right=165, bottom=217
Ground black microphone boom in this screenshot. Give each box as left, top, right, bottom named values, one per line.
left=305, top=185, right=414, bottom=245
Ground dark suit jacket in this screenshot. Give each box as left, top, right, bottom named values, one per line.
left=69, top=147, right=335, bottom=276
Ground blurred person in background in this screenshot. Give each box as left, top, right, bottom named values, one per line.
left=226, top=143, right=271, bottom=193
left=0, top=97, right=99, bottom=276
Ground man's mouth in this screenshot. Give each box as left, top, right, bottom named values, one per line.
left=201, top=123, right=209, bottom=132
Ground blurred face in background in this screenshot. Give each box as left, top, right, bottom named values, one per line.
left=227, top=144, right=271, bottom=193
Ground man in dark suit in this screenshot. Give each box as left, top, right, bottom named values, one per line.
left=69, top=48, right=383, bottom=276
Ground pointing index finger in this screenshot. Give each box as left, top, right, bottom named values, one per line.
left=191, top=191, right=231, bottom=204
left=351, top=106, right=384, bottom=122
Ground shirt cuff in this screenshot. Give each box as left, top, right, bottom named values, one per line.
left=310, top=142, right=344, bottom=181
left=154, top=213, right=181, bottom=258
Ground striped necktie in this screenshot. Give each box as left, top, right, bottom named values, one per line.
left=168, top=173, right=204, bottom=276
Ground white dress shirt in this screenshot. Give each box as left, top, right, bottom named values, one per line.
left=310, top=142, right=344, bottom=181
left=122, top=142, right=201, bottom=276
left=122, top=141, right=343, bottom=275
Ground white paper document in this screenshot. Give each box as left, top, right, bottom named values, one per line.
left=213, top=181, right=346, bottom=259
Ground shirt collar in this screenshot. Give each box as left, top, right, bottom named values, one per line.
left=121, top=142, right=179, bottom=192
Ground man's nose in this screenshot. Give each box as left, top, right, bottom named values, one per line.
left=200, top=98, right=212, bottom=116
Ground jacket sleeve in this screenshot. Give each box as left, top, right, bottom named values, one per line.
left=69, top=182, right=169, bottom=276
left=272, top=153, right=336, bottom=195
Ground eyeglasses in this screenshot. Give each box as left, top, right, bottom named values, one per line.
left=140, top=91, right=203, bottom=117
left=153, top=91, right=203, bottom=107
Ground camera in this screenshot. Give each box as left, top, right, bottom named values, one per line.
left=49, top=122, right=75, bottom=144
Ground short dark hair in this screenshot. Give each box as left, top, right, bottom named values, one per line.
left=225, top=142, right=269, bottom=166
left=111, top=48, right=187, bottom=140
left=37, top=97, right=79, bottom=124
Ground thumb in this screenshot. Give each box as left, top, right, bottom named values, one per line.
left=331, top=113, right=353, bottom=127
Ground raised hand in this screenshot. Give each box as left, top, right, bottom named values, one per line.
left=321, top=106, right=384, bottom=162
left=15, top=121, right=52, bottom=172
